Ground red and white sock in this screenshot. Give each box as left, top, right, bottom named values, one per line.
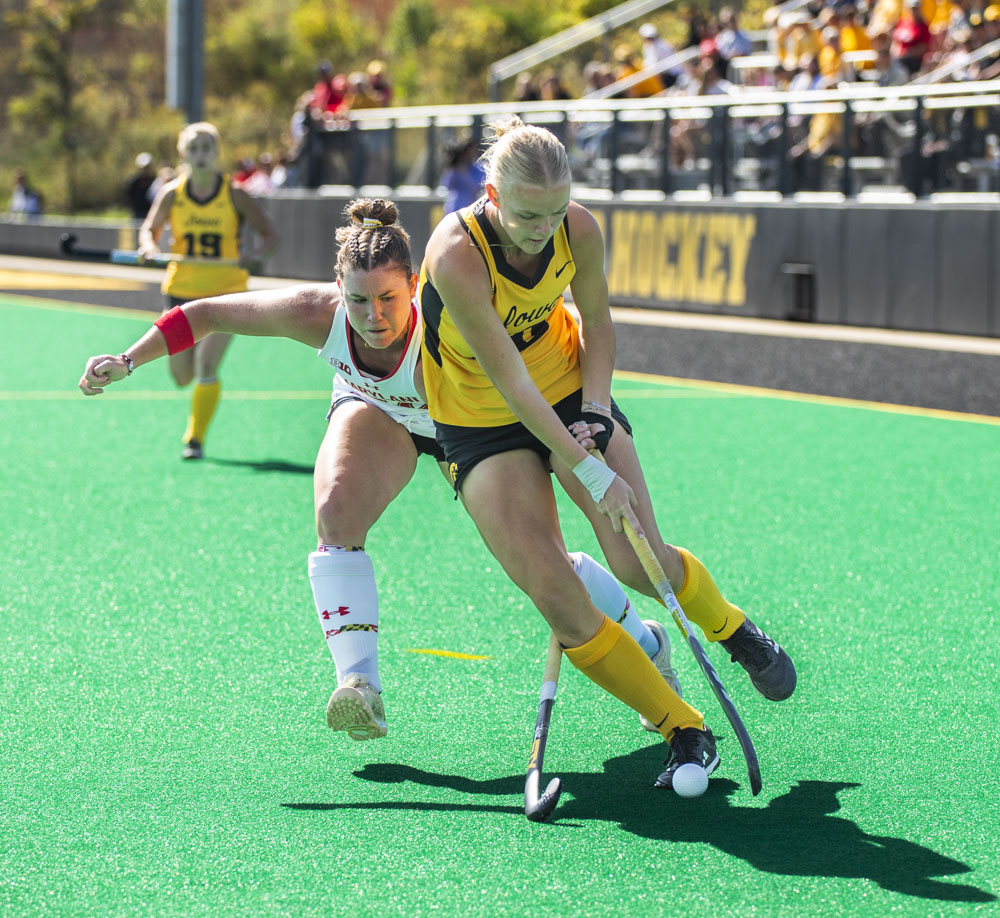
left=308, top=546, right=381, bottom=691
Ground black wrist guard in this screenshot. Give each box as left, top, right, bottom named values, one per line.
left=580, top=410, right=615, bottom=454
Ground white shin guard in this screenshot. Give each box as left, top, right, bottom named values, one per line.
left=570, top=551, right=659, bottom=659
left=308, top=548, right=381, bottom=692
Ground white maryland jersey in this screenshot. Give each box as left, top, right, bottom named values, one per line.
left=318, top=301, right=436, bottom=439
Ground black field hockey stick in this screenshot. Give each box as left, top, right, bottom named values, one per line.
left=524, top=631, right=563, bottom=821
left=591, top=451, right=762, bottom=796
left=59, top=233, right=240, bottom=267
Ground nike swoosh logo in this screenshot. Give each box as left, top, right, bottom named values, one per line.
left=712, top=617, right=729, bottom=635
left=554, top=260, right=573, bottom=277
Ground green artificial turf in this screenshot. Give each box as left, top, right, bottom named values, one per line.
left=1, top=296, right=998, bottom=917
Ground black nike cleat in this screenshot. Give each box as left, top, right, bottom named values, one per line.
left=720, top=618, right=796, bottom=701
left=182, top=439, right=203, bottom=460
left=655, top=726, right=720, bottom=792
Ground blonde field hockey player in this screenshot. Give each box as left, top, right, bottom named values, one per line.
left=139, top=121, right=280, bottom=460
left=418, top=117, right=796, bottom=796
left=80, top=198, right=680, bottom=744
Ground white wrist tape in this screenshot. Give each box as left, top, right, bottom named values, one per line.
left=572, top=454, right=618, bottom=503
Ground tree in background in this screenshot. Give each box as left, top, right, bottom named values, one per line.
left=2, top=0, right=709, bottom=213
left=6, top=0, right=104, bottom=211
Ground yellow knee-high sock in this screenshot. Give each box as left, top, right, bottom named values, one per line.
left=182, top=380, right=221, bottom=444
left=675, top=547, right=746, bottom=642
left=563, top=618, right=703, bottom=741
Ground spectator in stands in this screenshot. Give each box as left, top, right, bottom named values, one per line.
left=789, top=53, right=825, bottom=91
left=639, top=22, right=683, bottom=88
left=789, top=100, right=843, bottom=190
left=342, top=71, right=380, bottom=110
left=539, top=68, right=573, bottom=100
left=935, top=0, right=964, bottom=37
left=242, top=153, right=276, bottom=196
left=270, top=151, right=293, bottom=188
left=868, top=0, right=906, bottom=41
left=819, top=25, right=847, bottom=81
left=855, top=37, right=911, bottom=157
left=10, top=170, right=43, bottom=216
left=233, top=157, right=256, bottom=186
left=715, top=7, right=755, bottom=79
left=440, top=134, right=485, bottom=214
left=613, top=43, right=664, bottom=96
left=125, top=152, right=156, bottom=219
left=366, top=60, right=393, bottom=107
left=893, top=0, right=934, bottom=74
left=768, top=7, right=791, bottom=65
left=697, top=20, right=721, bottom=70
left=936, top=27, right=978, bottom=78
left=771, top=62, right=795, bottom=90
left=976, top=6, right=1000, bottom=76
left=699, top=55, right=735, bottom=95
left=669, top=57, right=734, bottom=167
left=513, top=71, right=540, bottom=102
left=928, top=0, right=959, bottom=35
left=680, top=4, right=709, bottom=49
left=582, top=60, right=615, bottom=95
left=311, top=61, right=347, bottom=116
left=872, top=34, right=912, bottom=83
left=837, top=5, right=876, bottom=73
left=783, top=12, right=823, bottom=70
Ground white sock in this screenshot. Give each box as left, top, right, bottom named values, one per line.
left=570, top=551, right=660, bottom=659
left=308, top=546, right=381, bottom=692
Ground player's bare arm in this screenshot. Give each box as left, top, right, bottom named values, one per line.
left=137, top=181, right=178, bottom=257
left=79, top=284, right=340, bottom=396
left=567, top=202, right=616, bottom=415
left=231, top=186, right=280, bottom=266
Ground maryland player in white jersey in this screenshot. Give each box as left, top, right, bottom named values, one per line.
left=420, top=117, right=796, bottom=795
left=139, top=122, right=279, bottom=460
left=79, top=198, right=671, bottom=744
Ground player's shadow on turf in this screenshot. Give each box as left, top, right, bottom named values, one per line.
left=208, top=457, right=314, bottom=474
left=341, top=751, right=995, bottom=904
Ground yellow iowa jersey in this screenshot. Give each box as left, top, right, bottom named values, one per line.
left=420, top=199, right=581, bottom=427
left=162, top=173, right=249, bottom=300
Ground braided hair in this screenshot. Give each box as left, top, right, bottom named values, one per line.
left=335, top=199, right=412, bottom=279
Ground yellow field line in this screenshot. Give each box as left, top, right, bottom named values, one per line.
left=405, top=648, right=492, bottom=660
left=613, top=370, right=1000, bottom=427
left=5, top=293, right=996, bottom=427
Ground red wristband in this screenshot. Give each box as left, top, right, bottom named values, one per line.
left=154, top=306, right=195, bottom=354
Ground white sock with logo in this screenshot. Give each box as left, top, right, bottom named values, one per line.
left=570, top=551, right=660, bottom=659
left=308, top=546, right=381, bottom=691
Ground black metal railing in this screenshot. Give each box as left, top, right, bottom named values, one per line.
left=298, top=80, right=1000, bottom=199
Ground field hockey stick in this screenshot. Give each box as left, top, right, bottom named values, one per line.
left=591, top=450, right=763, bottom=796
left=524, top=631, right=563, bottom=822
left=59, top=233, right=241, bottom=267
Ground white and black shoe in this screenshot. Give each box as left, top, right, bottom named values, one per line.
left=720, top=618, right=796, bottom=701
left=181, top=439, right=203, bottom=460
left=640, top=619, right=683, bottom=732
left=655, top=726, right=720, bottom=792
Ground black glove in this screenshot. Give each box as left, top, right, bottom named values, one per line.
left=580, top=411, right=615, bottom=454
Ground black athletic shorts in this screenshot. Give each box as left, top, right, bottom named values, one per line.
left=434, top=389, right=632, bottom=494
left=327, top=395, right=445, bottom=462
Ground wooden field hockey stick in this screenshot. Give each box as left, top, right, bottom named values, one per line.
left=524, top=631, right=563, bottom=821
left=60, top=233, right=241, bottom=268
left=591, top=450, right=763, bottom=796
